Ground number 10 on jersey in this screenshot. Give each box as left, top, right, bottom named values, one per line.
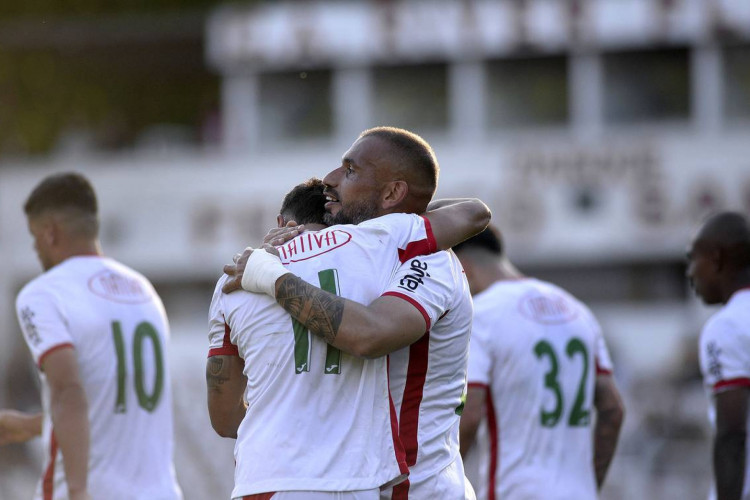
left=111, top=321, right=164, bottom=413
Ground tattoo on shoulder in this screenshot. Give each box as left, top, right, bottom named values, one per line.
left=276, top=275, right=344, bottom=344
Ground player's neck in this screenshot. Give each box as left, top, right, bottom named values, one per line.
left=496, top=257, right=525, bottom=281
left=54, top=239, right=103, bottom=266
left=473, top=260, right=524, bottom=294
left=722, top=270, right=750, bottom=303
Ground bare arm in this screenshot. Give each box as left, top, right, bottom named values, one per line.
left=714, top=388, right=748, bottom=500
left=592, top=374, right=625, bottom=489
left=423, top=198, right=491, bottom=250
left=459, top=385, right=486, bottom=457
left=0, top=409, right=42, bottom=445
left=42, top=347, right=90, bottom=500
left=206, top=355, right=247, bottom=438
left=274, top=275, right=427, bottom=358
left=221, top=198, right=490, bottom=295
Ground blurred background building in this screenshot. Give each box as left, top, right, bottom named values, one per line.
left=2, top=0, right=750, bottom=498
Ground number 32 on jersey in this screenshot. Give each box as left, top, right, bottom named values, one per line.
left=534, top=337, right=591, bottom=428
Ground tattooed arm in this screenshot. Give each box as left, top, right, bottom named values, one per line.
left=593, top=374, right=625, bottom=489
left=273, top=274, right=426, bottom=358
left=206, top=355, right=247, bottom=438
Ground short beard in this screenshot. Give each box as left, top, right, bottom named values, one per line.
left=324, top=199, right=380, bottom=226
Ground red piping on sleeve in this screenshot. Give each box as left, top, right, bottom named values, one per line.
left=382, top=291, right=431, bottom=332
left=714, top=377, right=750, bottom=393
left=38, top=343, right=75, bottom=369
left=208, top=322, right=239, bottom=358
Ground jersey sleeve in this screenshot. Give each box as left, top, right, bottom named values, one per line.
left=588, top=313, right=614, bottom=375
left=381, top=251, right=454, bottom=332
left=208, top=276, right=239, bottom=358
left=364, top=213, right=438, bottom=263
left=466, top=314, right=493, bottom=387
left=700, top=315, right=750, bottom=394
left=15, top=285, right=74, bottom=368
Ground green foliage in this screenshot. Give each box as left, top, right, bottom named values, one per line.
left=0, top=42, right=219, bottom=155
left=0, top=0, right=227, bottom=19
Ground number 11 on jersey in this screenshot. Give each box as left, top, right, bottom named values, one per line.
left=292, top=269, right=342, bottom=375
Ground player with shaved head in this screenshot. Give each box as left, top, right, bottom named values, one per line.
left=209, top=133, right=488, bottom=499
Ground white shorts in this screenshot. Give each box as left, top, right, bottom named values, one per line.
left=380, top=456, right=476, bottom=500
left=238, top=489, right=380, bottom=500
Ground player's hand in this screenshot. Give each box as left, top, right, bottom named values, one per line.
left=222, top=247, right=253, bottom=294
left=262, top=243, right=280, bottom=257
left=264, top=221, right=305, bottom=246
left=0, top=409, right=42, bottom=446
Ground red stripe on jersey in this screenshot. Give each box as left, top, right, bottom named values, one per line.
left=391, top=478, right=410, bottom=500
left=242, top=494, right=276, bottom=500
left=714, top=378, right=750, bottom=392
left=43, top=430, right=58, bottom=500
left=208, top=322, right=239, bottom=358
left=382, top=292, right=431, bottom=332
left=37, top=343, right=74, bottom=369
left=595, top=359, right=612, bottom=375
left=397, top=216, right=438, bottom=264
left=421, top=216, right=437, bottom=252
left=398, top=332, right=430, bottom=467
left=387, top=356, right=409, bottom=475
left=486, top=386, right=498, bottom=500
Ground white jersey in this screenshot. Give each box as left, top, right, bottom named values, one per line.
left=466, top=279, right=613, bottom=500
left=208, top=213, right=439, bottom=498
left=15, top=256, right=182, bottom=500
left=699, top=288, right=750, bottom=500
left=383, top=250, right=474, bottom=498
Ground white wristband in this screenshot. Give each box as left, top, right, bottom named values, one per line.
left=240, top=248, right=290, bottom=297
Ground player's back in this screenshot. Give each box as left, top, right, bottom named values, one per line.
left=470, top=278, right=606, bottom=500
left=210, top=213, right=436, bottom=497
left=16, top=256, right=181, bottom=500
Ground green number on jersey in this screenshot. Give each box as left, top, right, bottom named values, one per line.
left=565, top=338, right=591, bottom=426
left=111, top=321, right=165, bottom=413
left=533, top=337, right=591, bottom=428
left=534, top=340, right=563, bottom=427
left=291, top=269, right=343, bottom=375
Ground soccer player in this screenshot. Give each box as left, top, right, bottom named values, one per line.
left=207, top=130, right=489, bottom=499
left=7, top=173, right=182, bottom=500
left=687, top=211, right=750, bottom=500
left=232, top=127, right=480, bottom=499
left=454, top=226, right=624, bottom=500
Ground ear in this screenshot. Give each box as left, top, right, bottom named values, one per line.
left=44, top=218, right=60, bottom=247
left=276, top=214, right=285, bottom=228
left=380, top=180, right=409, bottom=211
